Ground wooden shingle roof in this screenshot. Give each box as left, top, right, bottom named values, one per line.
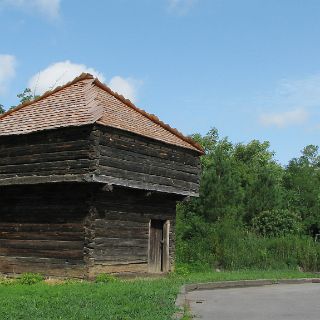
left=0, top=73, right=203, bottom=153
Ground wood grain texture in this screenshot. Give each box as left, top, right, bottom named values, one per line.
left=0, top=184, right=178, bottom=277
left=86, top=186, right=177, bottom=274
left=0, top=184, right=87, bottom=277
left=0, top=124, right=201, bottom=197
left=148, top=220, right=163, bottom=273
left=0, top=256, right=86, bottom=278
left=93, top=125, right=201, bottom=196
left=0, top=121, right=200, bottom=276
left=0, top=125, right=95, bottom=184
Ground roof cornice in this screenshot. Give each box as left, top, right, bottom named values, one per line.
left=0, top=73, right=204, bottom=154
left=93, top=78, right=204, bottom=154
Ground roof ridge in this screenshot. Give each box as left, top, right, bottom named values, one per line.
left=85, top=81, right=104, bottom=122
left=0, top=73, right=94, bottom=121
left=93, top=78, right=204, bottom=154
left=0, top=72, right=204, bottom=154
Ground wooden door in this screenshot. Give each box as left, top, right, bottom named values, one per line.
left=148, top=220, right=170, bottom=273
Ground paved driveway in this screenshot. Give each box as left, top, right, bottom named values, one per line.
left=186, top=283, right=320, bottom=320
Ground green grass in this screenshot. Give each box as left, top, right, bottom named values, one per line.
left=0, top=270, right=319, bottom=320
left=176, top=269, right=320, bottom=284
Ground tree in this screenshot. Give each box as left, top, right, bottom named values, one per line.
left=176, top=130, right=320, bottom=269
left=284, top=145, right=320, bottom=236
left=184, top=129, right=245, bottom=223
left=180, top=128, right=287, bottom=229
left=17, top=88, right=34, bottom=105
left=233, top=140, right=285, bottom=223
left=1, top=88, right=38, bottom=112
left=252, top=209, right=302, bottom=237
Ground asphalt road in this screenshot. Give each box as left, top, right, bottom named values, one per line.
left=186, top=283, right=320, bottom=320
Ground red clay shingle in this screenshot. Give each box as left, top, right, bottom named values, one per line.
left=0, top=73, right=203, bottom=153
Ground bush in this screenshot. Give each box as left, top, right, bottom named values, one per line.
left=174, top=265, right=191, bottom=277
left=0, top=276, right=14, bottom=285
left=176, top=214, right=320, bottom=272
left=95, top=273, right=118, bottom=283
left=176, top=209, right=216, bottom=268
left=218, top=233, right=320, bottom=271
left=252, top=209, right=302, bottom=237
left=17, top=273, right=44, bottom=285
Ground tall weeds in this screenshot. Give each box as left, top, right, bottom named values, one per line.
left=176, top=214, right=320, bottom=271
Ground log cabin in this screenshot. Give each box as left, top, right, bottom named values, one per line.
left=0, top=73, right=203, bottom=278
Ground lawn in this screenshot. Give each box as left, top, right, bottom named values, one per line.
left=0, top=270, right=319, bottom=320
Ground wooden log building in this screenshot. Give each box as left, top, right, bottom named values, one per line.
left=0, top=73, right=203, bottom=278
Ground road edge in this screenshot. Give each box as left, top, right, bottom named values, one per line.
left=174, top=278, right=320, bottom=319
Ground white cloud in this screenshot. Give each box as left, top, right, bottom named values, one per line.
left=108, top=76, right=142, bottom=103
left=28, top=60, right=142, bottom=102
left=28, top=61, right=105, bottom=95
left=259, top=109, right=308, bottom=128
left=257, top=73, right=320, bottom=128
left=0, top=54, right=16, bottom=95
left=167, top=0, right=199, bottom=15
left=1, top=0, right=61, bottom=19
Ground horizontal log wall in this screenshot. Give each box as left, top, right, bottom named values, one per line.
left=0, top=124, right=201, bottom=196
left=0, top=184, right=89, bottom=278
left=0, top=123, right=200, bottom=276
left=88, top=186, right=178, bottom=276
left=94, top=125, right=201, bottom=196
left=0, top=184, right=180, bottom=277
left=0, top=125, right=96, bottom=185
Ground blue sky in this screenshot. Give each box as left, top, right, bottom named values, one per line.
left=1, top=0, right=320, bottom=164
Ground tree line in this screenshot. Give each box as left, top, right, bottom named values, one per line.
left=188, top=128, right=320, bottom=237
left=177, top=128, right=320, bottom=271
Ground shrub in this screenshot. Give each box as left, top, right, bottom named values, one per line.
left=176, top=210, right=216, bottom=268
left=174, top=265, right=191, bottom=277
left=17, top=273, right=44, bottom=285
left=0, top=276, right=14, bottom=285
left=176, top=214, right=320, bottom=272
left=252, top=209, right=302, bottom=237
left=95, top=273, right=118, bottom=283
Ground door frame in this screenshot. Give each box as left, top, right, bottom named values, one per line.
left=148, top=219, right=170, bottom=273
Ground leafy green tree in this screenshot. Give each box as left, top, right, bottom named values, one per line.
left=185, top=130, right=285, bottom=225
left=300, top=145, right=319, bottom=167
left=284, top=145, right=320, bottom=235
left=185, top=129, right=245, bottom=223
left=199, top=138, right=245, bottom=222
left=176, top=130, right=320, bottom=269
left=233, top=141, right=285, bottom=223
left=252, top=209, right=302, bottom=237
left=4, top=88, right=38, bottom=112
left=17, top=88, right=34, bottom=105
left=0, top=104, right=5, bottom=114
